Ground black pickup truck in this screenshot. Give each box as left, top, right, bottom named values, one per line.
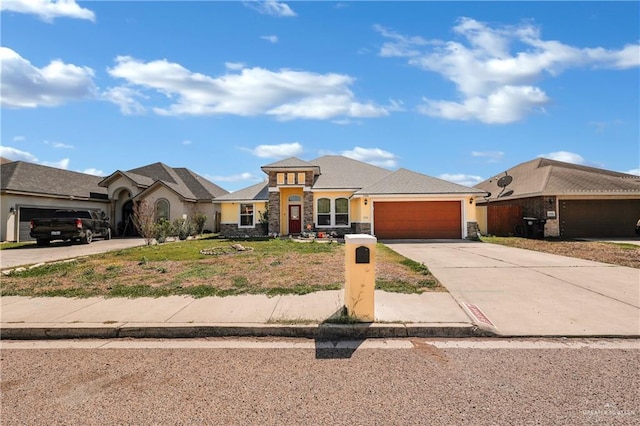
left=30, top=209, right=112, bottom=246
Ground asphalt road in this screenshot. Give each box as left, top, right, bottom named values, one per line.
left=1, top=338, right=638, bottom=425
left=0, top=238, right=147, bottom=270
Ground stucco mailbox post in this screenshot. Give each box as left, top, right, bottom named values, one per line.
left=344, top=234, right=376, bottom=322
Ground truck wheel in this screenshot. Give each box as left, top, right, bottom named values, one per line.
left=104, top=228, right=111, bottom=240
left=81, top=230, right=93, bottom=244
left=36, top=238, right=50, bottom=246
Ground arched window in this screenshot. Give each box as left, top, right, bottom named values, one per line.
left=155, top=199, right=170, bottom=221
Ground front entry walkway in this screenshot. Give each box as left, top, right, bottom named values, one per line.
left=383, top=240, right=640, bottom=336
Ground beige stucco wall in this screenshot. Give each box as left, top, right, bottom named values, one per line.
left=476, top=205, right=488, bottom=235
left=1, top=193, right=109, bottom=242
left=220, top=201, right=266, bottom=227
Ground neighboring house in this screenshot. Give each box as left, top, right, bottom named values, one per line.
left=217, top=155, right=486, bottom=239
left=0, top=159, right=228, bottom=242
left=474, top=158, right=640, bottom=238
left=98, top=162, right=228, bottom=236
left=1, top=160, right=109, bottom=242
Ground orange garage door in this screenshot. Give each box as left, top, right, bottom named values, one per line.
left=373, top=201, right=462, bottom=239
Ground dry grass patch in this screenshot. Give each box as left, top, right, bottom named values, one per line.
left=1, top=239, right=444, bottom=297
left=482, top=236, right=640, bottom=269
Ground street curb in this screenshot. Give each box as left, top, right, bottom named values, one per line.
left=0, top=322, right=488, bottom=340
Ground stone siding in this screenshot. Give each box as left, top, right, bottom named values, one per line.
left=268, top=192, right=280, bottom=235
left=466, top=221, right=480, bottom=240
left=353, top=222, right=372, bottom=235
left=303, top=191, right=314, bottom=229
left=220, top=223, right=265, bottom=238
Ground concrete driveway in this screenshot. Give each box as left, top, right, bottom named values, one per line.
left=0, top=238, right=147, bottom=270
left=383, top=240, right=640, bottom=337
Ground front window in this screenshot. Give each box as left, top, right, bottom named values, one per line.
left=316, top=197, right=349, bottom=227
left=240, top=203, right=254, bottom=227
left=155, top=199, right=170, bottom=221
left=317, top=198, right=331, bottom=226
left=335, top=198, right=349, bottom=226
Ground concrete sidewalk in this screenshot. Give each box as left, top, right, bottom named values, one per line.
left=0, top=290, right=478, bottom=340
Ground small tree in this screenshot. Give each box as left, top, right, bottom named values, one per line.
left=187, top=204, right=208, bottom=236
left=192, top=213, right=207, bottom=235
left=132, top=199, right=157, bottom=245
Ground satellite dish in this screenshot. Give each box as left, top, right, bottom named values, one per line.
left=498, top=189, right=514, bottom=198
left=497, top=175, right=513, bottom=188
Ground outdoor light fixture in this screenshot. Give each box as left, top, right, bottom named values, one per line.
left=469, top=198, right=474, bottom=204
left=364, top=198, right=368, bottom=206
left=9, top=206, right=15, bottom=214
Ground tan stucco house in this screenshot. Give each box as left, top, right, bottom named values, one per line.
left=475, top=158, right=640, bottom=238
left=98, top=162, right=228, bottom=236
left=1, top=160, right=228, bottom=242
left=217, top=155, right=486, bottom=239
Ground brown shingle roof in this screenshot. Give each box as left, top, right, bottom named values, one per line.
left=216, top=181, right=269, bottom=201
left=357, top=168, right=486, bottom=195
left=475, top=158, right=640, bottom=201
left=309, top=155, right=392, bottom=189
left=99, top=162, right=228, bottom=201
left=1, top=161, right=107, bottom=199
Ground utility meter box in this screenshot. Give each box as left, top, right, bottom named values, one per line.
left=344, top=234, right=376, bottom=322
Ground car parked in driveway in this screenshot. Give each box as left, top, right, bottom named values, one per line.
left=30, top=209, right=111, bottom=246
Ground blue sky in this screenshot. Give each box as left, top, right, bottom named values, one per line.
left=1, top=0, right=639, bottom=191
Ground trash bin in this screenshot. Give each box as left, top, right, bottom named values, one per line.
left=523, top=217, right=546, bottom=239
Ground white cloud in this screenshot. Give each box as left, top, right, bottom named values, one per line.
left=107, top=56, right=389, bottom=120
left=182, top=140, right=192, bottom=145
left=472, top=151, right=504, bottom=162
left=419, top=85, right=549, bottom=124
left=588, top=119, right=624, bottom=133
left=1, top=47, right=96, bottom=108
left=538, top=151, right=585, bottom=164
left=261, top=35, right=278, bottom=44
left=439, top=173, right=484, bottom=187
left=341, top=147, right=398, bottom=168
left=44, top=141, right=74, bottom=149
left=376, top=18, right=639, bottom=124
left=0, top=146, right=38, bottom=162
left=244, top=142, right=303, bottom=159
left=43, top=158, right=69, bottom=169
left=102, top=86, right=146, bottom=115
left=82, top=168, right=105, bottom=176
left=624, top=168, right=640, bottom=176
left=0, top=145, right=70, bottom=169
left=12, top=135, right=26, bottom=142
left=225, top=62, right=246, bottom=70
left=1, top=0, right=95, bottom=22
left=244, top=0, right=296, bottom=17
left=209, top=172, right=262, bottom=183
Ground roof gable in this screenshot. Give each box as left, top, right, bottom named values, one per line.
left=100, top=162, right=228, bottom=201
left=261, top=157, right=318, bottom=170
